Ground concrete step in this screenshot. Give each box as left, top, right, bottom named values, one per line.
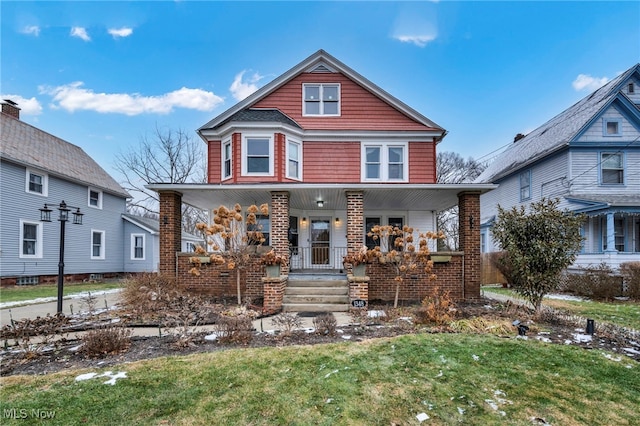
left=285, top=286, right=348, bottom=296
left=282, top=303, right=350, bottom=312
left=286, top=279, right=348, bottom=288
left=283, top=294, right=350, bottom=304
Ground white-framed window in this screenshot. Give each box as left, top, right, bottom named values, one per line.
left=20, top=220, right=42, bottom=258
left=601, top=152, right=624, bottom=185
left=88, top=188, right=103, bottom=209
left=603, top=119, right=622, bottom=136
left=287, top=139, right=302, bottom=180
left=361, top=142, right=408, bottom=182
left=25, top=169, right=48, bottom=196
left=222, top=140, right=232, bottom=180
left=131, top=234, right=145, bottom=260
left=91, top=230, right=106, bottom=259
left=242, top=136, right=273, bottom=176
left=519, top=170, right=531, bottom=201
left=303, top=83, right=340, bottom=116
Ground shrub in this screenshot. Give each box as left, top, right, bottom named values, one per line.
left=1, top=313, right=70, bottom=355
left=490, top=251, right=514, bottom=286
left=620, top=262, right=640, bottom=300
left=560, top=264, right=622, bottom=301
left=415, top=287, right=456, bottom=325
left=120, top=273, right=184, bottom=320
left=80, top=325, right=132, bottom=358
left=271, top=312, right=303, bottom=336
left=212, top=316, right=253, bottom=344
left=313, top=313, right=337, bottom=335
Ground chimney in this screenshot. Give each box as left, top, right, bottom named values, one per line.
left=513, top=133, right=526, bottom=143
left=2, top=99, right=21, bottom=119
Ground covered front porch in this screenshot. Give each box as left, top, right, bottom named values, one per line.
left=150, top=182, right=495, bottom=309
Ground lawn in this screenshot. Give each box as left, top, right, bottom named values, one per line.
left=481, top=286, right=640, bottom=330
left=0, top=282, right=123, bottom=304
left=1, top=333, right=638, bottom=425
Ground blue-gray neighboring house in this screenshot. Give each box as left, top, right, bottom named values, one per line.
left=475, top=63, right=640, bottom=271
left=0, top=101, right=198, bottom=285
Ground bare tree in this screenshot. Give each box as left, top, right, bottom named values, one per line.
left=115, top=125, right=207, bottom=233
left=436, top=152, right=486, bottom=250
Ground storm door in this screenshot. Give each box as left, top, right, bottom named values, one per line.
left=311, top=218, right=331, bottom=265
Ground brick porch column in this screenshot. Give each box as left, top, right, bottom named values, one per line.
left=270, top=191, right=290, bottom=275
left=346, top=190, right=364, bottom=254
left=458, top=191, right=481, bottom=299
left=159, top=191, right=182, bottom=276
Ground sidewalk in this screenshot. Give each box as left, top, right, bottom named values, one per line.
left=0, top=292, right=354, bottom=335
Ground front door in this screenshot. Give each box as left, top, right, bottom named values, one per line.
left=311, top=218, right=330, bottom=265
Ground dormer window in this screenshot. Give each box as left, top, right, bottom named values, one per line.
left=303, top=84, right=340, bottom=116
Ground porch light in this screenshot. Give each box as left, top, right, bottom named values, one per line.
left=302, top=217, right=307, bottom=223
left=335, top=218, right=340, bottom=223
left=317, top=200, right=324, bottom=208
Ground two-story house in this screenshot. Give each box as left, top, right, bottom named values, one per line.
left=0, top=101, right=197, bottom=284
left=476, top=63, right=640, bottom=271
left=149, top=50, right=495, bottom=310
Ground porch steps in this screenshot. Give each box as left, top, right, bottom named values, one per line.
left=283, top=274, right=349, bottom=312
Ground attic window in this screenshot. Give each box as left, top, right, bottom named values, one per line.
left=303, top=84, right=340, bottom=116
left=603, top=119, right=621, bottom=136
left=629, top=83, right=635, bottom=94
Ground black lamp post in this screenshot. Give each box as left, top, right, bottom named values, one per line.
left=40, top=201, right=84, bottom=313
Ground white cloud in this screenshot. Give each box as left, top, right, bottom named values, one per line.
left=108, top=27, right=133, bottom=38
left=572, top=74, right=610, bottom=91
left=394, top=34, right=437, bottom=48
left=39, top=82, right=224, bottom=115
left=0, top=95, right=43, bottom=115
left=70, top=27, right=91, bottom=42
left=20, top=25, right=40, bottom=36
left=230, top=70, right=264, bottom=101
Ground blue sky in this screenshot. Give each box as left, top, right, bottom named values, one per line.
left=2, top=1, right=639, bottom=183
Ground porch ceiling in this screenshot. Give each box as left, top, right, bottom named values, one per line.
left=146, top=183, right=497, bottom=213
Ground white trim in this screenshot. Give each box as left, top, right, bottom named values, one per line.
left=302, top=83, right=341, bottom=117
left=88, top=188, right=103, bottom=209
left=19, top=219, right=43, bottom=259
left=241, top=134, right=274, bottom=176
left=91, top=229, right=106, bottom=260
left=286, top=138, right=303, bottom=181
left=222, top=139, right=232, bottom=181
left=131, top=233, right=145, bottom=260
left=360, top=141, right=409, bottom=182
left=25, top=168, right=48, bottom=197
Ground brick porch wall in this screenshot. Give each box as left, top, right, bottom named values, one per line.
left=270, top=191, right=290, bottom=275
left=366, top=254, right=464, bottom=303
left=159, top=191, right=182, bottom=276
left=346, top=191, right=364, bottom=253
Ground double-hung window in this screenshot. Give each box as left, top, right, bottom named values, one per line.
left=303, top=84, right=340, bottom=116
left=519, top=170, right=531, bottom=201
left=88, top=188, right=102, bottom=209
left=362, top=143, right=407, bottom=182
left=287, top=139, right=301, bottom=180
left=91, top=230, right=105, bottom=259
left=20, top=220, right=42, bottom=258
left=131, top=234, right=145, bottom=260
left=25, top=169, right=47, bottom=196
left=222, top=140, right=232, bottom=180
left=601, top=153, right=624, bottom=184
left=243, top=137, right=272, bottom=175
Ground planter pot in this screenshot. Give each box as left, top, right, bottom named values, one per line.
left=266, top=265, right=280, bottom=278
left=352, top=264, right=366, bottom=277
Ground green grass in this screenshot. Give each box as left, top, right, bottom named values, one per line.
left=1, top=333, right=638, bottom=425
left=0, top=282, right=123, bottom=304
left=481, top=286, right=640, bottom=330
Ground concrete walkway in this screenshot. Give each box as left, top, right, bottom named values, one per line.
left=0, top=291, right=354, bottom=335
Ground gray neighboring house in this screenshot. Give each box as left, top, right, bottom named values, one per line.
left=122, top=213, right=202, bottom=273
left=476, top=63, right=640, bottom=271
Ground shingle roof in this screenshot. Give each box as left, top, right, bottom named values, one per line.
left=214, top=108, right=301, bottom=130
left=122, top=213, right=202, bottom=241
left=0, top=113, right=129, bottom=198
left=476, top=63, right=640, bottom=183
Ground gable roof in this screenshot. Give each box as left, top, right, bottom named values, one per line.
left=122, top=213, right=201, bottom=241
left=215, top=108, right=302, bottom=131
left=199, top=49, right=445, bottom=135
left=0, top=113, right=129, bottom=198
left=476, top=63, right=640, bottom=183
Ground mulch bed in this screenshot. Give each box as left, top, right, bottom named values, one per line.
left=1, top=298, right=638, bottom=377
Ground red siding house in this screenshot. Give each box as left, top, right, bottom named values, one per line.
left=149, top=50, right=495, bottom=312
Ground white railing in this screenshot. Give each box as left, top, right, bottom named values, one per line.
left=289, top=246, right=348, bottom=270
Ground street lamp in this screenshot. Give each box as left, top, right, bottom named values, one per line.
left=39, top=201, right=84, bottom=313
